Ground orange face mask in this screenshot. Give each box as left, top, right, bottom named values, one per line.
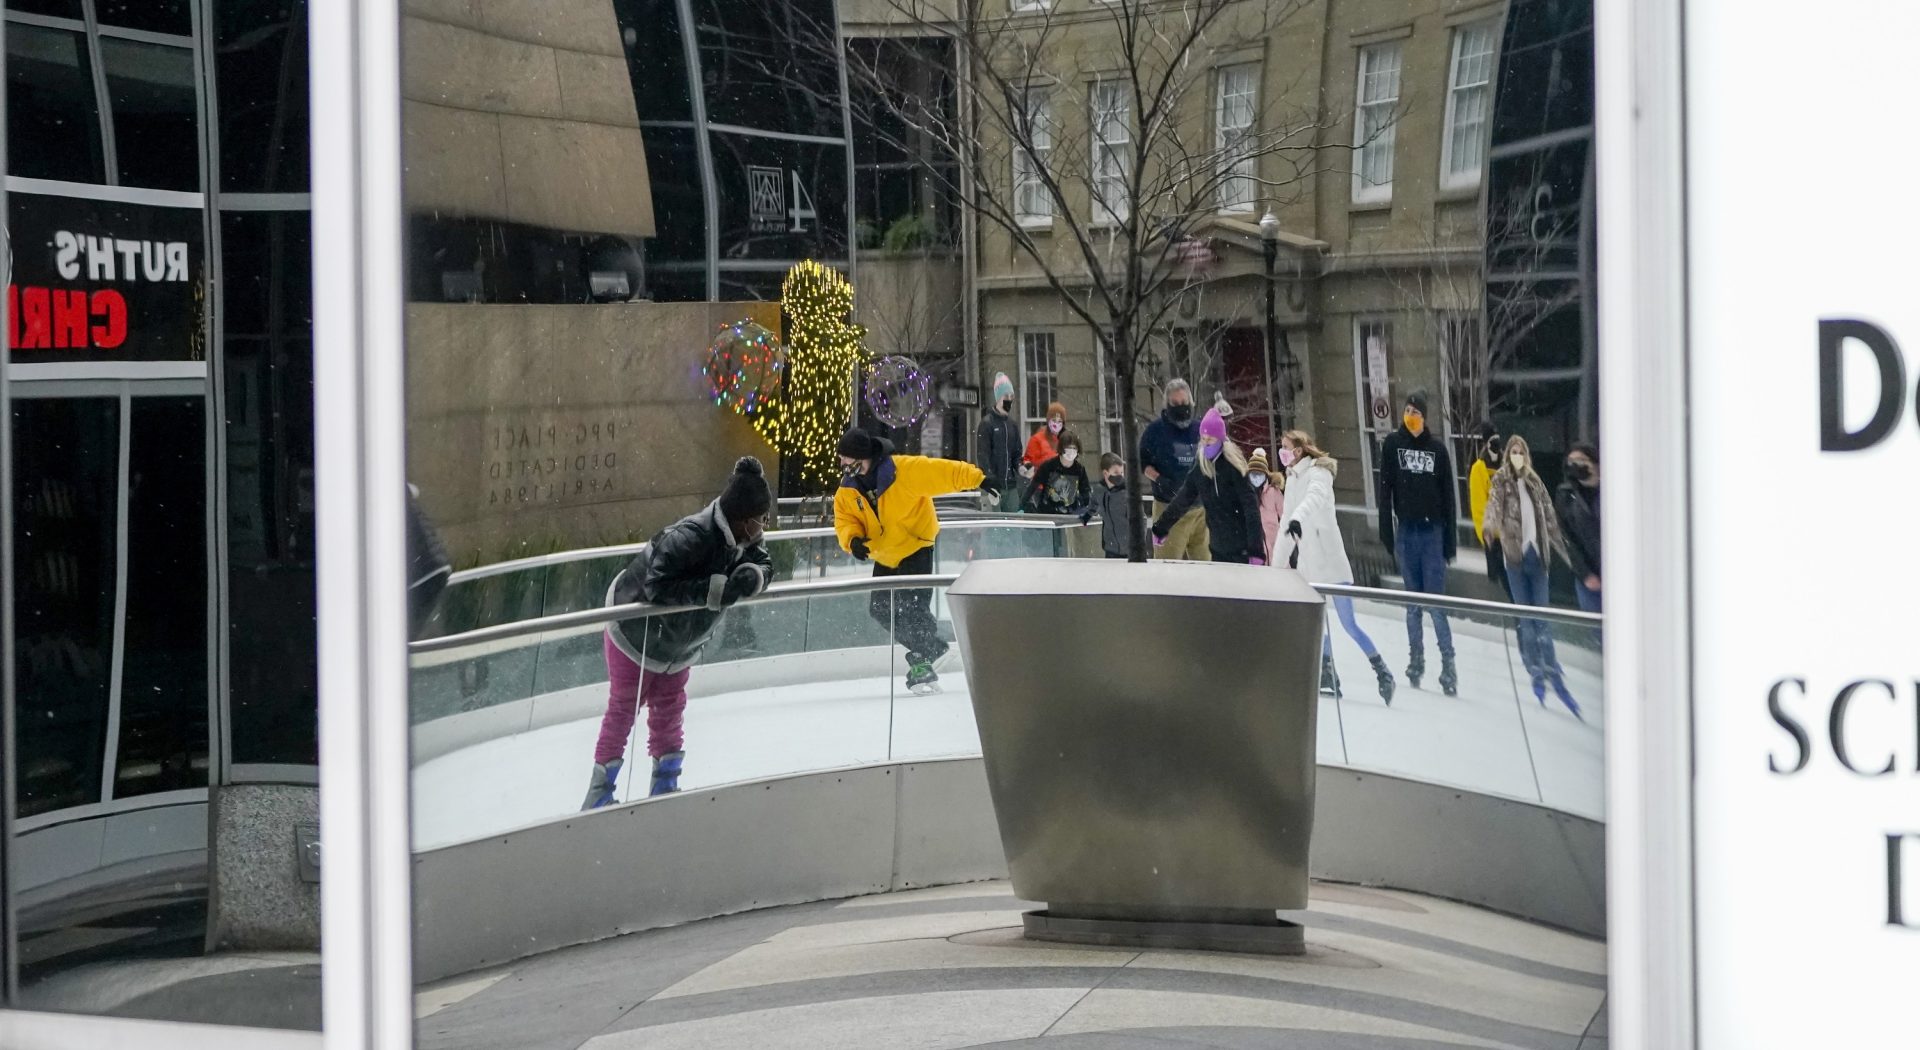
left=1403, top=411, right=1424, bottom=437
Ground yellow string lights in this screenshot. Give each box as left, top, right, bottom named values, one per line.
left=768, top=260, right=868, bottom=489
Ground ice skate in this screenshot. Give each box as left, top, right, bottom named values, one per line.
left=1438, top=653, right=1459, bottom=697
left=1405, top=650, right=1425, bottom=690
left=1369, top=654, right=1396, bottom=706
left=928, top=640, right=960, bottom=674
left=906, top=658, right=942, bottom=695
left=1319, top=653, right=1342, bottom=698
left=1531, top=673, right=1548, bottom=704
left=649, top=750, right=684, bottom=796
left=580, top=757, right=623, bottom=810
left=1550, top=674, right=1584, bottom=721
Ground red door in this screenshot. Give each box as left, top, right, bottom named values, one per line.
left=1220, top=326, right=1272, bottom=455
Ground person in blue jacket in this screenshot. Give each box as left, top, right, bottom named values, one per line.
left=1138, top=378, right=1206, bottom=560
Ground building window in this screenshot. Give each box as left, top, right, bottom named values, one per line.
left=1215, top=64, right=1258, bottom=212
left=1091, top=81, right=1131, bottom=224
left=1352, top=43, right=1401, bottom=204
left=1441, top=22, right=1497, bottom=190
left=1013, top=86, right=1054, bottom=227
left=1352, top=318, right=1394, bottom=503
left=1010, top=0, right=1049, bottom=10
left=6, top=21, right=108, bottom=184
left=1020, top=330, right=1059, bottom=427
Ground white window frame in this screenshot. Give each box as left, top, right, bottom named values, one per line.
left=1350, top=317, right=1394, bottom=509
left=1019, top=330, right=1060, bottom=428
left=1010, top=0, right=1050, bottom=11
left=1215, top=63, right=1260, bottom=213
left=1351, top=43, right=1401, bottom=204
left=1013, top=87, right=1054, bottom=228
left=1096, top=333, right=1124, bottom=453
left=1440, top=22, right=1498, bottom=191
left=1090, top=80, right=1132, bottom=225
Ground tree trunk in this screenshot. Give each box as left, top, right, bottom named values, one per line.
left=1112, top=320, right=1151, bottom=563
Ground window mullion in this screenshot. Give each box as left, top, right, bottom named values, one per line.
left=81, top=0, right=121, bottom=185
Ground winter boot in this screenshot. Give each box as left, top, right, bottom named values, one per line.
left=906, top=658, right=941, bottom=695
left=1550, top=674, right=1584, bottom=721
left=580, top=757, right=623, bottom=811
left=1405, top=650, right=1425, bottom=690
left=1319, top=653, right=1342, bottom=698
left=1438, top=653, right=1459, bottom=697
left=1369, top=654, right=1396, bottom=706
left=649, top=751, right=684, bottom=796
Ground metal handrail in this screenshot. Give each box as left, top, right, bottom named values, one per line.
left=1315, top=583, right=1604, bottom=628
left=409, top=573, right=962, bottom=655
left=443, top=516, right=1078, bottom=585
left=411, top=571, right=1600, bottom=658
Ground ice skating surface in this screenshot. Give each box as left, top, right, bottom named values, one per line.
left=412, top=607, right=1603, bottom=850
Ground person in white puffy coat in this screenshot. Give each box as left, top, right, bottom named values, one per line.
left=1277, top=430, right=1395, bottom=704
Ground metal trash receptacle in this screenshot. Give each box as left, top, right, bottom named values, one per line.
left=947, top=558, right=1324, bottom=953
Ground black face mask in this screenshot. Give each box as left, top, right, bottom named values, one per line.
left=1001, top=398, right=1014, bottom=413
left=1482, top=441, right=1501, bottom=466
left=1168, top=403, right=1193, bottom=424
left=1570, top=462, right=1593, bottom=482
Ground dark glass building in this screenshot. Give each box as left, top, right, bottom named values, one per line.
left=1484, top=0, right=1596, bottom=468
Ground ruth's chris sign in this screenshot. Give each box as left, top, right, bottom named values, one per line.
left=7, top=190, right=204, bottom=364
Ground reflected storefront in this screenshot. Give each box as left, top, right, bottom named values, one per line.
left=3, top=0, right=319, bottom=1025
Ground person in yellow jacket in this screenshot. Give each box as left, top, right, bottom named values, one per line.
left=835, top=427, right=984, bottom=693
left=1467, top=421, right=1513, bottom=600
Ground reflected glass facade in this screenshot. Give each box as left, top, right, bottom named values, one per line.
left=3, top=0, right=317, bottom=1004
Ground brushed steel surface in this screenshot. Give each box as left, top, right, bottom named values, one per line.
left=948, top=559, right=1325, bottom=914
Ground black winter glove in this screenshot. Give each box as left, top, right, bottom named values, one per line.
left=721, top=564, right=763, bottom=606
left=1078, top=508, right=1094, bottom=526
left=850, top=536, right=870, bottom=562
left=1285, top=520, right=1302, bottom=540
left=980, top=480, right=1000, bottom=499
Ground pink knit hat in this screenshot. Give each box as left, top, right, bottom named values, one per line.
left=1199, top=406, right=1228, bottom=443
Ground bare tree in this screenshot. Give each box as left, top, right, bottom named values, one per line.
left=822, top=0, right=1351, bottom=559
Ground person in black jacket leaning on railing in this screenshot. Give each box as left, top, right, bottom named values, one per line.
left=581, top=457, right=774, bottom=809
left=1376, top=390, right=1459, bottom=696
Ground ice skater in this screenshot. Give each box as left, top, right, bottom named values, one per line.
left=1022, top=430, right=1092, bottom=515
left=582, top=457, right=774, bottom=809
left=1483, top=435, right=1582, bottom=718
left=1150, top=403, right=1266, bottom=565
left=1277, top=430, right=1395, bottom=704
left=1376, top=391, right=1459, bottom=696
left=836, top=427, right=984, bottom=694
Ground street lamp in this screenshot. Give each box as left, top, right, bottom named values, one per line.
left=1259, top=209, right=1281, bottom=443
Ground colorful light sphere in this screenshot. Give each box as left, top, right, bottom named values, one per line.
left=863, top=355, right=934, bottom=429
left=703, top=319, right=786, bottom=417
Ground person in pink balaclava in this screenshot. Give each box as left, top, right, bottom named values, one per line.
left=1149, top=402, right=1266, bottom=564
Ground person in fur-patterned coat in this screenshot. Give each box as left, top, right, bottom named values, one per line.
left=1483, top=435, right=1581, bottom=719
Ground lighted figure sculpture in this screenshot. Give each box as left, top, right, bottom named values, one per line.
left=863, top=355, right=934, bottom=430
left=770, top=260, right=868, bottom=488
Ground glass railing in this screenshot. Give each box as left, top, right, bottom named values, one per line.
left=408, top=573, right=1603, bottom=851
left=418, top=516, right=1081, bottom=640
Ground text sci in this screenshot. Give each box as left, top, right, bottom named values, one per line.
left=7, top=231, right=193, bottom=352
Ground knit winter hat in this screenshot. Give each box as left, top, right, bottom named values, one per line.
left=1199, top=406, right=1228, bottom=443
left=1246, top=448, right=1270, bottom=476
left=992, top=373, right=1014, bottom=401
left=1405, top=390, right=1430, bottom=416
left=837, top=427, right=882, bottom=460
left=717, top=457, right=772, bottom=522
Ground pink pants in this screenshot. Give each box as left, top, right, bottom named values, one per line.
left=593, top=633, right=691, bottom=764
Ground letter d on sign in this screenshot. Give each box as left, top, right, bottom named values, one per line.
left=1819, top=319, right=1905, bottom=451
left=1889, top=833, right=1920, bottom=928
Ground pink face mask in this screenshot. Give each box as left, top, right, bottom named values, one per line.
left=1277, top=447, right=1299, bottom=468
left=1048, top=419, right=1063, bottom=434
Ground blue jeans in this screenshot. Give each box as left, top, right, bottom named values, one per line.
left=1394, top=520, right=1453, bottom=659
left=1504, top=546, right=1564, bottom=681
left=1574, top=578, right=1602, bottom=613
left=1322, top=595, right=1380, bottom=662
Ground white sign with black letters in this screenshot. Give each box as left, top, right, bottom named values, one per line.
left=1688, top=2, right=1920, bottom=1044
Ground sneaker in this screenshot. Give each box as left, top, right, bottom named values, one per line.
left=580, top=758, right=623, bottom=811
left=649, top=751, right=684, bottom=796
